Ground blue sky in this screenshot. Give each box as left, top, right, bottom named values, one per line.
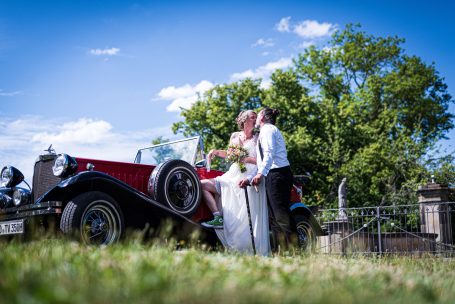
left=1, top=0, right=454, bottom=178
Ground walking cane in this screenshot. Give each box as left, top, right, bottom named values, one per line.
left=243, top=186, right=257, bottom=255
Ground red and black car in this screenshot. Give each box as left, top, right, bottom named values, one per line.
left=0, top=136, right=323, bottom=248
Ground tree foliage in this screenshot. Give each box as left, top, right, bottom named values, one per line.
left=173, top=79, right=264, bottom=150
left=173, top=24, right=454, bottom=207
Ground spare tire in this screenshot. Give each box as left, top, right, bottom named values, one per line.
left=148, top=159, right=202, bottom=217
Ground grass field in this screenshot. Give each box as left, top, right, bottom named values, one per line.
left=1, top=238, right=455, bottom=304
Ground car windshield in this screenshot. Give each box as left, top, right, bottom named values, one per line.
left=134, top=136, right=203, bottom=166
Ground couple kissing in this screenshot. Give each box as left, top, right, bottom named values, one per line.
left=201, top=108, right=293, bottom=256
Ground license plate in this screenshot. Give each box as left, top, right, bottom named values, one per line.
left=0, top=219, right=24, bottom=235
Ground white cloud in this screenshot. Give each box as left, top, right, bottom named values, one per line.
left=276, top=17, right=291, bottom=32
left=0, top=89, right=23, bottom=97
left=31, top=118, right=113, bottom=145
left=157, top=80, right=214, bottom=112
left=230, top=69, right=255, bottom=81
left=0, top=116, right=174, bottom=181
left=293, top=20, right=336, bottom=39
left=89, top=47, right=120, bottom=56
left=252, top=38, right=274, bottom=48
left=230, top=57, right=293, bottom=82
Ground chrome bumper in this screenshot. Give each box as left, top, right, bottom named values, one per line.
left=0, top=201, right=62, bottom=221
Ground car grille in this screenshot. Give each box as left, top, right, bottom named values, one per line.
left=32, top=154, right=60, bottom=203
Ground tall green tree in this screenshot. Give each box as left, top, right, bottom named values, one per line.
left=293, top=24, right=453, bottom=206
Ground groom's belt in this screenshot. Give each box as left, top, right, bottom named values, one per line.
left=269, top=166, right=291, bottom=173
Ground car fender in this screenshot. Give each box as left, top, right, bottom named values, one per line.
left=35, top=171, right=206, bottom=231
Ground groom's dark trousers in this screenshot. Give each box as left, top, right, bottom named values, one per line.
left=265, top=165, right=293, bottom=248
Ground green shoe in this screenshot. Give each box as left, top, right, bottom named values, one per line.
left=202, top=215, right=224, bottom=229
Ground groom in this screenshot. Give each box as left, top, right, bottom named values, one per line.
left=240, top=107, right=293, bottom=249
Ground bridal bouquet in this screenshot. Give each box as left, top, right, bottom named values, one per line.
left=226, top=144, right=248, bottom=173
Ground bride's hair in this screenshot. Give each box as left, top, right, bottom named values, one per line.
left=236, top=110, right=255, bottom=129
left=261, top=107, right=280, bottom=125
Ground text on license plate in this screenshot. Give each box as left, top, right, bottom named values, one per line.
left=0, top=219, right=24, bottom=235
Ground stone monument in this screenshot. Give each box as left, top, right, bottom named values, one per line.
left=318, top=177, right=353, bottom=253
left=337, top=177, right=348, bottom=221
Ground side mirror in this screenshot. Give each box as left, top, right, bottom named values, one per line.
left=293, top=174, right=311, bottom=185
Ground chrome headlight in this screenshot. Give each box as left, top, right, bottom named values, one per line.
left=52, top=154, right=78, bottom=178
left=13, top=188, right=31, bottom=206
left=1, top=166, right=24, bottom=188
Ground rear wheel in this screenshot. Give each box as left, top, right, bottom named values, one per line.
left=148, top=159, right=201, bottom=217
left=294, top=215, right=317, bottom=251
left=60, top=191, right=124, bottom=245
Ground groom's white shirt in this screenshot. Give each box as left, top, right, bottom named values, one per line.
left=247, top=123, right=290, bottom=181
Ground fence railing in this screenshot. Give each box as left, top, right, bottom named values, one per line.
left=315, top=202, right=455, bottom=256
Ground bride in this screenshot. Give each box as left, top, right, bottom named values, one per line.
left=201, top=110, right=270, bottom=256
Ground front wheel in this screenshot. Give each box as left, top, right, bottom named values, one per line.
left=60, top=191, right=124, bottom=245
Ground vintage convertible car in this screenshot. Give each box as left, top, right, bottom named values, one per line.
left=0, top=136, right=323, bottom=248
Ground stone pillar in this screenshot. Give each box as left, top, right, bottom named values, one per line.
left=318, top=221, right=354, bottom=254
left=418, top=181, right=452, bottom=245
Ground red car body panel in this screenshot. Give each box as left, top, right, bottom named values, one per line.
left=75, top=157, right=155, bottom=194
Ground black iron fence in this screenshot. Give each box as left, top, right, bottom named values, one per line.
left=315, top=202, right=455, bottom=256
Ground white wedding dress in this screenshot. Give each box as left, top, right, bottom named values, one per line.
left=215, top=133, right=270, bottom=256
